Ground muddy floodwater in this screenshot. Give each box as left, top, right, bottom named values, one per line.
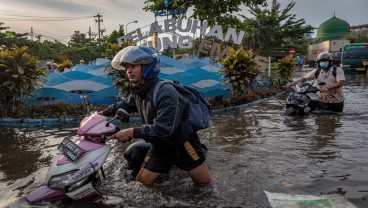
left=0, top=72, right=367, bottom=208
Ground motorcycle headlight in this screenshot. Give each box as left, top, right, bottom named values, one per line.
left=296, top=85, right=308, bottom=93
left=48, top=170, right=78, bottom=190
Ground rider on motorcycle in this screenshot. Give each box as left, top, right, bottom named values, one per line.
left=288, top=52, right=345, bottom=112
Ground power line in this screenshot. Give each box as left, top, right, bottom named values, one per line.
left=0, top=13, right=93, bottom=19
left=0, top=16, right=93, bottom=21
left=0, top=13, right=93, bottom=22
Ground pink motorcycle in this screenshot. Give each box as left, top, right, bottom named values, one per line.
left=26, top=107, right=129, bottom=202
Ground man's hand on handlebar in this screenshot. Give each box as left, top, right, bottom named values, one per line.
left=286, top=82, right=295, bottom=88
left=319, top=86, right=329, bottom=93
left=106, top=128, right=134, bottom=143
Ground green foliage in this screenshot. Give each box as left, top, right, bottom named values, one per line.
left=273, top=55, right=296, bottom=85
left=102, top=43, right=122, bottom=59
left=57, top=60, right=73, bottom=72
left=104, top=65, right=131, bottom=97
left=345, top=34, right=368, bottom=43
left=106, top=26, right=125, bottom=45
left=68, top=31, right=91, bottom=48
left=220, top=48, right=261, bottom=96
left=102, top=41, right=135, bottom=97
left=240, top=1, right=314, bottom=56
left=0, top=44, right=45, bottom=117
left=143, top=0, right=266, bottom=30
left=282, top=36, right=311, bottom=58
left=28, top=40, right=68, bottom=60
left=12, top=102, right=108, bottom=119
left=208, top=85, right=282, bottom=108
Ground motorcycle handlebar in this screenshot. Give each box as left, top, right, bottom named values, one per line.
left=101, top=127, right=120, bottom=143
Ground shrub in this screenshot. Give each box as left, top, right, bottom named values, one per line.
left=0, top=44, right=45, bottom=117
left=273, top=55, right=296, bottom=85
left=104, top=64, right=131, bottom=97
left=57, top=60, right=73, bottom=72
left=220, top=48, right=261, bottom=96
left=12, top=102, right=108, bottom=119
left=208, top=85, right=283, bottom=108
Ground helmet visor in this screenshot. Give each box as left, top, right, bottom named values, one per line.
left=111, top=46, right=154, bottom=70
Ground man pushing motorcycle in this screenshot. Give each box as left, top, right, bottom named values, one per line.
left=288, top=52, right=345, bottom=112
left=99, top=46, right=212, bottom=186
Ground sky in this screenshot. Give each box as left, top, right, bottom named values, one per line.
left=0, top=0, right=367, bottom=44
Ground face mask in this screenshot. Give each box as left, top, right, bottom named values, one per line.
left=319, top=61, right=329, bottom=69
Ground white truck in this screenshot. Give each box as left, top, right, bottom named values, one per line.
left=307, top=39, right=350, bottom=67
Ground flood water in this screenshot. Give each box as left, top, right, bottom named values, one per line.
left=0, top=72, right=368, bottom=208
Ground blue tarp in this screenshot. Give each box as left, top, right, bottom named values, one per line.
left=25, top=56, right=229, bottom=105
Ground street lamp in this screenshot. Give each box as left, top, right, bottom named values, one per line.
left=126, top=20, right=138, bottom=34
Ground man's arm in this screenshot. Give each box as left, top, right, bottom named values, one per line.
left=289, top=77, right=307, bottom=86
left=100, top=96, right=137, bottom=116
left=327, top=80, right=345, bottom=90
left=287, top=68, right=317, bottom=87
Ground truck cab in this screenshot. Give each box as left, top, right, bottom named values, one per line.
left=340, top=43, right=368, bottom=74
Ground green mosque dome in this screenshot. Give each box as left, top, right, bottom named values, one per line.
left=316, top=15, right=350, bottom=42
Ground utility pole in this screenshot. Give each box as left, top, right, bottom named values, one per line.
left=30, top=27, right=34, bottom=41
left=94, top=13, right=103, bottom=41
left=88, top=27, right=92, bottom=40
left=272, top=0, right=277, bottom=10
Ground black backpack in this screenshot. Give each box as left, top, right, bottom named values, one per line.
left=315, top=65, right=337, bottom=79
left=152, top=80, right=211, bottom=132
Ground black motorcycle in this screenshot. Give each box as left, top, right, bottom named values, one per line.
left=283, top=82, right=325, bottom=116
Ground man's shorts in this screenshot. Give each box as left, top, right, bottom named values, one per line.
left=142, top=133, right=206, bottom=173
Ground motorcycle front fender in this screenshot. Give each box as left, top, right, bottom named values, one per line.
left=26, top=186, right=65, bottom=203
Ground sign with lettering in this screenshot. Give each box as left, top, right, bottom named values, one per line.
left=57, top=137, right=84, bottom=162
left=155, top=9, right=186, bottom=17
left=117, top=18, right=245, bottom=58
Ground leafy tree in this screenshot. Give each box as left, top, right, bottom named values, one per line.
left=0, top=31, right=30, bottom=49
left=240, top=2, right=314, bottom=56
left=64, top=31, right=107, bottom=64
left=68, top=31, right=90, bottom=48
left=0, top=44, right=45, bottom=117
left=345, top=33, right=368, bottom=43
left=28, top=40, right=67, bottom=60
left=143, top=0, right=266, bottom=30
left=106, top=25, right=125, bottom=45
left=282, top=36, right=310, bottom=57
left=102, top=26, right=127, bottom=59
left=0, top=22, right=9, bottom=31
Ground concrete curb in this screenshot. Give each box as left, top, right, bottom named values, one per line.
left=0, top=91, right=286, bottom=128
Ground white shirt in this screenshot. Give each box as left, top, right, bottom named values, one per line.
left=304, top=66, right=345, bottom=103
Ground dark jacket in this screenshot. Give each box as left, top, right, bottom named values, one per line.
left=103, top=78, right=188, bottom=145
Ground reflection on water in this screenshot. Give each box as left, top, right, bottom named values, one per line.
left=0, top=73, right=368, bottom=207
